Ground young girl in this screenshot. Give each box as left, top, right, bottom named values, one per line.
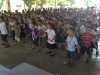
left=19, top=19, right=26, bottom=44
left=29, top=22, right=39, bottom=52
left=65, top=28, right=80, bottom=67
left=13, top=18, right=21, bottom=47
left=46, top=23, right=56, bottom=57
left=9, top=17, right=15, bottom=41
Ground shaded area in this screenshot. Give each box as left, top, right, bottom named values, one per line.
left=0, top=37, right=100, bottom=75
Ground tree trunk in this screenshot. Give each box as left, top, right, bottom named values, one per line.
left=54, top=0, right=57, bottom=8
left=6, top=0, right=11, bottom=11
left=24, top=1, right=25, bottom=10
left=41, top=0, right=44, bottom=9
left=36, top=0, right=39, bottom=9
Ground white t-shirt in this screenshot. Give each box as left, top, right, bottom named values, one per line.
left=90, top=30, right=98, bottom=42
left=79, top=25, right=85, bottom=34
left=10, top=22, right=15, bottom=30
left=38, top=25, right=47, bottom=37
left=45, top=29, right=56, bottom=44
left=0, top=22, right=8, bottom=34
left=90, top=29, right=97, bottom=36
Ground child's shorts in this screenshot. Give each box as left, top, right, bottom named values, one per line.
left=46, top=42, right=56, bottom=49
left=32, top=39, right=38, bottom=46
left=81, top=46, right=90, bottom=55
left=1, top=34, right=8, bottom=42
left=67, top=50, right=76, bottom=59
left=91, top=42, right=98, bottom=48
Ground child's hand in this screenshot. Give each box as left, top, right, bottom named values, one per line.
left=35, top=36, right=37, bottom=38
left=65, top=46, right=67, bottom=49
left=50, top=39, right=53, bottom=42
left=95, top=45, right=98, bottom=49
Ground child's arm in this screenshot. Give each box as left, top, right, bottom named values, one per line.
left=76, top=44, right=80, bottom=53
left=92, top=40, right=98, bottom=49
left=50, top=35, right=56, bottom=42
left=65, top=41, right=68, bottom=48
left=17, top=25, right=21, bottom=36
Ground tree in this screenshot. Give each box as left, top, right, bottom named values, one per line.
left=67, top=0, right=76, bottom=6
left=84, top=0, right=92, bottom=6
left=23, top=0, right=35, bottom=10
left=0, top=0, right=5, bottom=9
left=58, top=0, right=67, bottom=7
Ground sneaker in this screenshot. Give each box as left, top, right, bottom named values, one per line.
left=47, top=52, right=52, bottom=54
left=86, top=59, right=89, bottom=63
left=5, top=45, right=10, bottom=48
left=96, top=51, right=99, bottom=55
left=50, top=54, right=55, bottom=57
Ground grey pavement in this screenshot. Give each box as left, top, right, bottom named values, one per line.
left=0, top=36, right=100, bottom=75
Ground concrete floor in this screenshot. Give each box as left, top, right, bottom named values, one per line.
left=0, top=36, right=100, bottom=75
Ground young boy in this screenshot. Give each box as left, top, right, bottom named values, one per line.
left=91, top=25, right=99, bottom=55
left=30, top=22, right=39, bottom=52
left=65, top=28, right=80, bottom=67
left=81, top=26, right=97, bottom=63
left=0, top=16, right=10, bottom=48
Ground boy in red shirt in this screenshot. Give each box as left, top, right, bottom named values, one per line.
left=81, top=26, right=97, bottom=63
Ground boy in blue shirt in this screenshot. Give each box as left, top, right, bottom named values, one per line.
left=65, top=28, right=80, bottom=67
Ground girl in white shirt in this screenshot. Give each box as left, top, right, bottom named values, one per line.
left=45, top=23, right=56, bottom=57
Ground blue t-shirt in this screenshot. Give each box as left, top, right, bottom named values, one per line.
left=66, top=36, right=78, bottom=51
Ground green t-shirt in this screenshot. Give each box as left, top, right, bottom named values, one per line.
left=66, top=30, right=79, bottom=38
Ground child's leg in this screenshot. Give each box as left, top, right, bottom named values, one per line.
left=39, top=37, right=41, bottom=46
left=42, top=37, right=45, bottom=47
left=70, top=59, right=75, bottom=67
left=86, top=48, right=90, bottom=63
left=56, top=42, right=59, bottom=49
left=50, top=49, right=55, bottom=57
left=96, top=49, right=99, bottom=55
left=36, top=46, right=39, bottom=52
left=17, top=37, right=21, bottom=47
left=61, top=44, right=65, bottom=51
left=67, top=57, right=71, bottom=64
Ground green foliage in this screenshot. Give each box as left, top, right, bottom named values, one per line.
left=23, top=0, right=35, bottom=7
left=84, top=0, right=92, bottom=6
left=0, top=0, right=5, bottom=9
left=67, top=0, right=76, bottom=5
left=43, top=0, right=54, bottom=4
left=58, top=0, right=67, bottom=6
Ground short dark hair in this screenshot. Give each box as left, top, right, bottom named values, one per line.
left=86, top=26, right=92, bottom=30
left=69, top=28, right=75, bottom=32
left=93, top=24, right=98, bottom=27
left=0, top=16, right=4, bottom=21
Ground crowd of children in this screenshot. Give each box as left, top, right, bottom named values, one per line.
left=0, top=7, right=100, bottom=68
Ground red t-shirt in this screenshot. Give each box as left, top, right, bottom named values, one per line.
left=81, top=33, right=94, bottom=48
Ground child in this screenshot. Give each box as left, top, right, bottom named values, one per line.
left=38, top=20, right=47, bottom=47
left=46, top=23, right=56, bottom=57
left=9, top=17, right=15, bottom=41
left=65, top=28, right=80, bottom=68
left=91, top=25, right=99, bottom=55
left=29, top=22, right=39, bottom=52
left=19, top=19, right=26, bottom=44
left=13, top=18, right=21, bottom=47
left=81, top=26, right=97, bottom=63
left=0, top=16, right=10, bottom=48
